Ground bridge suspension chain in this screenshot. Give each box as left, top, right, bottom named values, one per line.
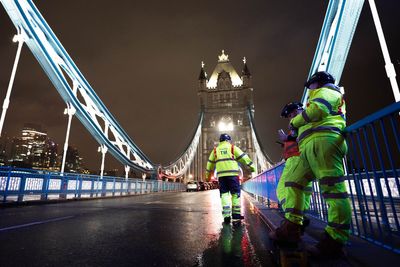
left=161, top=113, right=203, bottom=179
left=1, top=0, right=155, bottom=172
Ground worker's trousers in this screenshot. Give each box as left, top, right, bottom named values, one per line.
left=219, top=176, right=241, bottom=219
left=277, top=156, right=312, bottom=212
left=284, top=135, right=351, bottom=243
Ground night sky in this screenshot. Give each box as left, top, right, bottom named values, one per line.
left=0, top=1, right=399, bottom=172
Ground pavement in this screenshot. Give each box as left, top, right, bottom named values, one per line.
left=243, top=191, right=400, bottom=267
left=0, top=190, right=274, bottom=267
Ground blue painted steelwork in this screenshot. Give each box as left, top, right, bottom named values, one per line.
left=0, top=166, right=185, bottom=203
left=243, top=102, right=400, bottom=253
left=302, top=0, right=365, bottom=103
left=0, top=0, right=154, bottom=172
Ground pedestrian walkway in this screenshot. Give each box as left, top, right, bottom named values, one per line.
left=243, top=191, right=400, bottom=266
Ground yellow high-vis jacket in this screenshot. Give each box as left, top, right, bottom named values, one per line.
left=291, top=84, right=346, bottom=145
left=206, top=141, right=255, bottom=180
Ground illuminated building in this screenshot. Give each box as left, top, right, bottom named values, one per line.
left=9, top=124, right=58, bottom=169
left=198, top=51, right=256, bottom=180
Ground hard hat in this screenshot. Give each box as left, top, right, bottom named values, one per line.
left=219, top=133, right=231, bottom=142
left=281, top=102, right=303, bottom=118
left=304, top=71, right=335, bottom=88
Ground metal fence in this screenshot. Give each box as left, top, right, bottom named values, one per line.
left=242, top=101, right=400, bottom=253
left=0, top=167, right=186, bottom=203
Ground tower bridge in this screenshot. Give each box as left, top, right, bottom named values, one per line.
left=0, top=0, right=399, bottom=266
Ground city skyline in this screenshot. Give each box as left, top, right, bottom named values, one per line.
left=0, top=1, right=399, bottom=172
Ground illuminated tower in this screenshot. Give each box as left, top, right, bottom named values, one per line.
left=198, top=50, right=255, bottom=180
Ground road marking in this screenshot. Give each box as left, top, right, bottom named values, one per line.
left=0, top=216, right=74, bottom=232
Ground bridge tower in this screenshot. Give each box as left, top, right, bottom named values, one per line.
left=198, top=50, right=256, bottom=181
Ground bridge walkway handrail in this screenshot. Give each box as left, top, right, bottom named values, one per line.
left=243, top=101, right=400, bottom=253
left=0, top=166, right=185, bottom=204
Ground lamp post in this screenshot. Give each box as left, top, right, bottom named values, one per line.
left=98, top=145, right=107, bottom=179
left=60, top=104, right=76, bottom=174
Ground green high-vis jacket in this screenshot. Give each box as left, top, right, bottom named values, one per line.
left=291, top=84, right=346, bottom=144
left=206, top=141, right=255, bottom=180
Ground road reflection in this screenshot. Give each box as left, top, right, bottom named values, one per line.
left=196, top=191, right=275, bottom=267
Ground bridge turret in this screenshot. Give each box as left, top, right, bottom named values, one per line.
left=241, top=57, right=252, bottom=88
left=198, top=61, right=208, bottom=90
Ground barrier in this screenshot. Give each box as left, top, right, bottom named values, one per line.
left=0, top=167, right=186, bottom=203
left=242, top=101, right=400, bottom=253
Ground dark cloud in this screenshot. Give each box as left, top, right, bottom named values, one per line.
left=0, top=1, right=399, bottom=171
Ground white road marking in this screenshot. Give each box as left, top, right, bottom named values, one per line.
left=0, top=216, right=74, bottom=232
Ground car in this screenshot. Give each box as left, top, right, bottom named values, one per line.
left=198, top=181, right=206, bottom=191
left=211, top=181, right=219, bottom=189
left=186, top=181, right=199, bottom=192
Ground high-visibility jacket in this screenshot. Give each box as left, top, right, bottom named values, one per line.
left=290, top=84, right=346, bottom=145
left=206, top=141, right=255, bottom=179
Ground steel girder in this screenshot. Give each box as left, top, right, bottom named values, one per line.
left=0, top=0, right=154, bottom=172
left=302, top=0, right=365, bottom=103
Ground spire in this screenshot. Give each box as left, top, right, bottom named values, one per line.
left=198, top=61, right=207, bottom=80
left=242, top=57, right=251, bottom=76
left=241, top=57, right=252, bottom=88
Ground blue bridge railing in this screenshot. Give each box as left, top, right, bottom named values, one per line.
left=0, top=167, right=185, bottom=203
left=243, top=101, right=400, bottom=253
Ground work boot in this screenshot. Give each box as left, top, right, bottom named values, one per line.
left=224, top=216, right=231, bottom=224
left=300, top=216, right=310, bottom=235
left=268, top=219, right=302, bottom=244
left=308, top=231, right=345, bottom=259
left=232, top=215, right=244, bottom=225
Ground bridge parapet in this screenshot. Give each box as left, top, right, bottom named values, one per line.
left=0, top=166, right=185, bottom=204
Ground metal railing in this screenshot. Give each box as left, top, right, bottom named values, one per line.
left=0, top=166, right=186, bottom=203
left=242, top=101, right=400, bottom=253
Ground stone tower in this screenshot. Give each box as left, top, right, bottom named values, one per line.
left=198, top=50, right=256, bottom=181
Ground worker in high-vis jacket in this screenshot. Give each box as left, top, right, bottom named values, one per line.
left=269, top=71, right=351, bottom=259
left=276, top=102, right=312, bottom=231
left=206, top=133, right=255, bottom=224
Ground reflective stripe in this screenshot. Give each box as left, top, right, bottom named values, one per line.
left=302, top=110, right=311, bottom=122
left=218, top=170, right=239, bottom=174
left=208, top=160, right=216, bottom=164
left=285, top=208, right=303, bottom=215
left=222, top=211, right=231, bottom=214
left=298, top=126, right=343, bottom=142
left=322, top=192, right=348, bottom=199
left=313, top=97, right=343, bottom=117
left=313, top=98, right=333, bottom=113
left=281, top=198, right=286, bottom=204
left=320, top=176, right=345, bottom=186
left=328, top=222, right=350, bottom=230
left=236, top=153, right=245, bottom=160
left=285, top=182, right=304, bottom=190
left=304, top=186, right=313, bottom=192
left=216, top=158, right=236, bottom=163
left=223, top=206, right=231, bottom=209
left=247, top=162, right=253, bottom=167
left=285, top=143, right=298, bottom=151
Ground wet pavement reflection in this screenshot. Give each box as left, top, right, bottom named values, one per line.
left=197, top=193, right=276, bottom=267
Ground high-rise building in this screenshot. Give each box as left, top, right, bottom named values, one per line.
left=64, top=146, right=83, bottom=173
left=9, top=124, right=58, bottom=169
left=0, top=134, right=11, bottom=166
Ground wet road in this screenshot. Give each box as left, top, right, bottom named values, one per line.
left=0, top=190, right=275, bottom=267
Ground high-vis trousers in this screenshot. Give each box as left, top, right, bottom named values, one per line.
left=276, top=156, right=312, bottom=212
left=219, top=176, right=242, bottom=219
left=284, top=135, right=351, bottom=243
